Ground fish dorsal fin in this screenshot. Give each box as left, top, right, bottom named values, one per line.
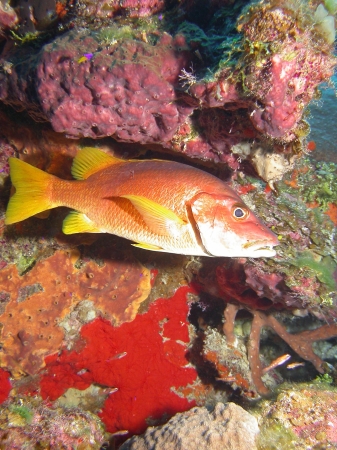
left=62, top=211, right=102, bottom=234
left=71, top=147, right=124, bottom=180
left=121, top=195, right=187, bottom=237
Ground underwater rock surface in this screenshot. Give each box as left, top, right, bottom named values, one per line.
left=120, top=402, right=259, bottom=450
left=257, top=382, right=337, bottom=449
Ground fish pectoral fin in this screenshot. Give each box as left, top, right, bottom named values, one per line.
left=62, top=211, right=102, bottom=234
left=71, top=147, right=125, bottom=180
left=132, top=242, right=164, bottom=251
left=121, top=195, right=187, bottom=237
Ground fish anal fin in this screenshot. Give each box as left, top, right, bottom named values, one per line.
left=71, top=147, right=125, bottom=180
left=62, top=211, right=102, bottom=234
left=121, top=195, right=186, bottom=237
left=132, top=242, right=164, bottom=251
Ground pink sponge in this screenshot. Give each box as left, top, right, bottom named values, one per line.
left=36, top=31, right=193, bottom=142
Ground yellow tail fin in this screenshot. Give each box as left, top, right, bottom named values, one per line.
left=5, top=158, right=55, bottom=225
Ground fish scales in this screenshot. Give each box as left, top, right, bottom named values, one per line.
left=50, top=160, right=225, bottom=254
left=5, top=147, right=279, bottom=257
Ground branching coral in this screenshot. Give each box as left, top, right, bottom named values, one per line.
left=223, top=303, right=337, bottom=395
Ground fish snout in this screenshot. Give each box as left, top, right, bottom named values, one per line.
left=243, top=231, right=279, bottom=257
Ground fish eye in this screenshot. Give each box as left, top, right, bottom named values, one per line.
left=232, top=205, right=249, bottom=220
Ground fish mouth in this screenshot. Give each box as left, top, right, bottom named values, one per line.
left=251, top=245, right=277, bottom=257
left=243, top=240, right=278, bottom=257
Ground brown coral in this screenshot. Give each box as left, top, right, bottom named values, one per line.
left=0, top=248, right=151, bottom=377
left=223, top=303, right=337, bottom=395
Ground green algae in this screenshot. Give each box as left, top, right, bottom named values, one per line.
left=314, top=372, right=334, bottom=384
left=255, top=382, right=337, bottom=450
left=1, top=396, right=108, bottom=447
left=280, top=159, right=337, bottom=209
left=9, top=405, right=34, bottom=425
left=10, top=30, right=41, bottom=46
left=257, top=421, right=298, bottom=450
left=16, top=253, right=37, bottom=275
left=96, top=16, right=164, bottom=48
left=293, top=251, right=336, bottom=291
left=302, top=161, right=337, bottom=209
left=0, top=235, right=40, bottom=275
left=97, top=25, right=135, bottom=45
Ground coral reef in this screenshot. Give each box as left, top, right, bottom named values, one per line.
left=75, top=0, right=166, bottom=20
left=0, top=0, right=337, bottom=446
left=0, top=246, right=151, bottom=377
left=233, top=0, right=335, bottom=140
left=120, top=402, right=259, bottom=450
left=39, top=286, right=198, bottom=436
left=202, top=158, right=337, bottom=314
left=174, top=0, right=336, bottom=167
left=223, top=303, right=337, bottom=395
left=0, top=0, right=335, bottom=174
left=0, top=396, right=108, bottom=448
left=187, top=288, right=337, bottom=398
left=0, top=1, right=18, bottom=37
left=0, top=113, right=336, bottom=438
left=184, top=156, right=337, bottom=396
left=257, top=382, right=337, bottom=449
left=0, top=27, right=193, bottom=142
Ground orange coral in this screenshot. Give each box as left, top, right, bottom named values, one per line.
left=204, top=350, right=250, bottom=391
left=56, top=1, right=68, bottom=19
left=0, top=249, right=151, bottom=377
left=325, top=202, right=337, bottom=225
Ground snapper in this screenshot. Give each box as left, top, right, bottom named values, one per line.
left=5, top=147, right=278, bottom=257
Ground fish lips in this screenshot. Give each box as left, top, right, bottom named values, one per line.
left=241, top=233, right=279, bottom=257
left=244, top=243, right=278, bottom=257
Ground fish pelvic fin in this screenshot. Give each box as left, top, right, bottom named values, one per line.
left=71, top=147, right=125, bottom=180
left=62, top=211, right=102, bottom=234
left=121, top=195, right=187, bottom=237
left=5, top=158, right=55, bottom=225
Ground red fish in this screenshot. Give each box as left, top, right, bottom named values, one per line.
left=5, top=147, right=278, bottom=257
